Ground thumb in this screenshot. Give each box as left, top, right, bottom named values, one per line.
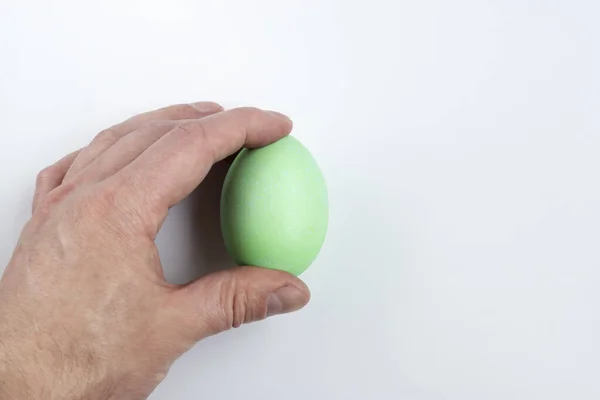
left=171, top=266, right=311, bottom=340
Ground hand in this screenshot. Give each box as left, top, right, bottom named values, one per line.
left=0, top=103, right=310, bottom=400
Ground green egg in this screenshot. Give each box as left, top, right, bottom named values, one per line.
left=220, top=135, right=328, bottom=276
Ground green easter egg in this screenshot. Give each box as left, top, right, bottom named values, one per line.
left=220, top=135, right=328, bottom=275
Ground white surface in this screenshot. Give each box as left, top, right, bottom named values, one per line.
left=1, top=1, right=600, bottom=399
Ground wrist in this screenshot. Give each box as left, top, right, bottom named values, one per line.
left=0, top=336, right=49, bottom=399
left=0, top=327, right=113, bottom=400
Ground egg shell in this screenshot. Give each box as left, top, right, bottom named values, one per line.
left=220, top=135, right=328, bottom=276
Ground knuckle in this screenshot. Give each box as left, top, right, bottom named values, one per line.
left=166, top=103, right=221, bottom=119
left=231, top=106, right=263, bottom=121
left=36, top=166, right=56, bottom=185
left=34, top=182, right=76, bottom=216
left=73, top=180, right=143, bottom=234
left=92, top=184, right=119, bottom=205
left=150, top=104, right=199, bottom=121
left=136, top=120, right=155, bottom=131
left=42, top=189, right=64, bottom=207
left=176, top=119, right=205, bottom=136
left=35, top=192, right=60, bottom=216
left=134, top=120, right=159, bottom=134
left=231, top=290, right=249, bottom=329
left=93, top=127, right=117, bottom=144
left=218, top=274, right=262, bottom=330
left=142, top=119, right=176, bottom=133
left=68, top=185, right=120, bottom=224
left=175, top=120, right=213, bottom=161
left=172, top=104, right=203, bottom=118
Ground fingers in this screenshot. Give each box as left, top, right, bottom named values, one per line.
left=32, top=149, right=81, bottom=213
left=167, top=266, right=310, bottom=341
left=65, top=120, right=178, bottom=185
left=63, top=102, right=223, bottom=181
left=112, top=107, right=292, bottom=234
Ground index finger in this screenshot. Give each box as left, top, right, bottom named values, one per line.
left=110, top=107, right=292, bottom=233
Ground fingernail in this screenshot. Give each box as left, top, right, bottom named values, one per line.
left=268, top=110, right=292, bottom=122
left=266, top=286, right=308, bottom=317
left=190, top=102, right=224, bottom=113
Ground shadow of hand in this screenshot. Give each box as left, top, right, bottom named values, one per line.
left=157, top=160, right=236, bottom=285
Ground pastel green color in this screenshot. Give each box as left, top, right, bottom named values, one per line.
left=220, top=135, right=328, bottom=276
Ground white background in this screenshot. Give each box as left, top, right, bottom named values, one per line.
left=1, top=1, right=599, bottom=399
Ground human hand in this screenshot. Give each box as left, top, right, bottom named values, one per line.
left=0, top=103, right=310, bottom=400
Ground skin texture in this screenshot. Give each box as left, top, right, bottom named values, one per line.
left=0, top=102, right=310, bottom=400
